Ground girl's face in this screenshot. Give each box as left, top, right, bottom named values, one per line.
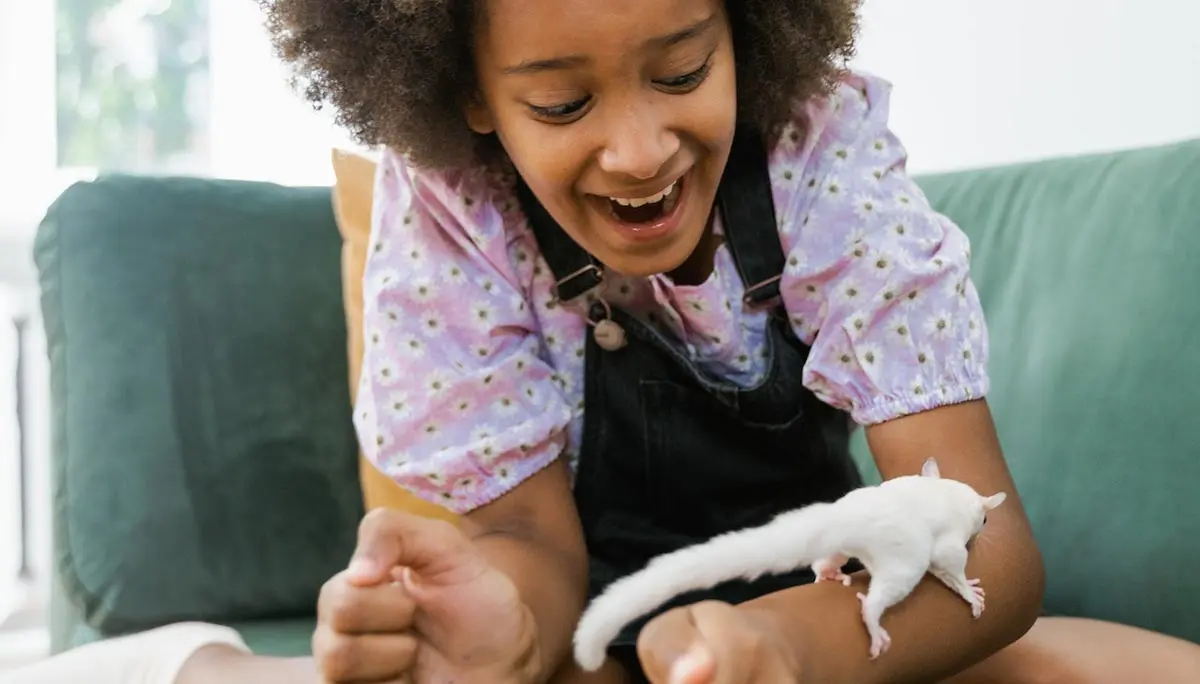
left=468, top=0, right=737, bottom=280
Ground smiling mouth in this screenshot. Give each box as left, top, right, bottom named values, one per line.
left=603, top=178, right=683, bottom=224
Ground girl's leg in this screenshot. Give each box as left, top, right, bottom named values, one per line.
left=174, top=648, right=315, bottom=684
left=0, top=622, right=259, bottom=684
left=944, top=616, right=1200, bottom=684
left=173, top=646, right=632, bottom=684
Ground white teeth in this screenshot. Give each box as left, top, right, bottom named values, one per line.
left=610, top=181, right=676, bottom=207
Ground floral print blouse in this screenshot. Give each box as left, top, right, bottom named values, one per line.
left=353, top=71, right=990, bottom=514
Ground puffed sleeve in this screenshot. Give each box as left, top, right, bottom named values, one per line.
left=777, top=73, right=990, bottom=426
left=353, top=149, right=574, bottom=513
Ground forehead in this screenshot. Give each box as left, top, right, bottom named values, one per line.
left=477, top=0, right=723, bottom=64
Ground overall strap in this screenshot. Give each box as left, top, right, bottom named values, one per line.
left=514, top=125, right=784, bottom=308
left=718, top=125, right=785, bottom=310
left=514, top=177, right=603, bottom=303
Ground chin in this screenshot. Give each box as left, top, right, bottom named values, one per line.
left=602, top=235, right=705, bottom=278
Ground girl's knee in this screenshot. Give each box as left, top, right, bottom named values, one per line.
left=944, top=616, right=1200, bottom=684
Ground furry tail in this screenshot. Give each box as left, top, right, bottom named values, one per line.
left=572, top=504, right=836, bottom=671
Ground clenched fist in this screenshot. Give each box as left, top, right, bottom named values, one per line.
left=313, top=508, right=539, bottom=683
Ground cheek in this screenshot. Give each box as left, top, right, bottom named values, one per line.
left=694, top=60, right=738, bottom=152
left=491, top=117, right=594, bottom=241
left=495, top=118, right=580, bottom=193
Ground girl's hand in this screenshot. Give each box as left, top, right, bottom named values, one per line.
left=313, top=509, right=539, bottom=684
left=635, top=601, right=801, bottom=684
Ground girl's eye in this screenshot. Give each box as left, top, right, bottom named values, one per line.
left=526, top=58, right=711, bottom=123
left=655, top=60, right=712, bottom=92
left=529, top=97, right=590, bottom=121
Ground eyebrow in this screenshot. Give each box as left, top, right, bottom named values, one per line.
left=500, top=14, right=717, bottom=75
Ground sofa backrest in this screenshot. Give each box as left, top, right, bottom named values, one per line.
left=855, top=138, right=1200, bottom=642
left=35, top=174, right=365, bottom=640
left=38, top=139, right=1200, bottom=646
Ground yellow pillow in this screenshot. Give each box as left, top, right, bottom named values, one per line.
left=330, top=148, right=458, bottom=523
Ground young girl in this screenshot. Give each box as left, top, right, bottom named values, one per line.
left=8, top=0, right=1200, bottom=683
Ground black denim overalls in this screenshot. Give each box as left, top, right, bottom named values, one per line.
left=515, top=126, right=864, bottom=682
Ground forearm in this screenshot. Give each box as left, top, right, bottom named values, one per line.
left=744, top=400, right=1045, bottom=683
left=462, top=458, right=591, bottom=683
left=472, top=529, right=589, bottom=682
left=741, top=493, right=1045, bottom=683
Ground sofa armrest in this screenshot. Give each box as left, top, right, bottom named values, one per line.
left=35, top=174, right=364, bottom=646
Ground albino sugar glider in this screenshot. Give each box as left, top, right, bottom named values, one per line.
left=572, top=457, right=1007, bottom=670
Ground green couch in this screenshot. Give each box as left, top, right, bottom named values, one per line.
left=33, top=138, right=1200, bottom=657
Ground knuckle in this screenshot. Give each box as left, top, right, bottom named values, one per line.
left=317, top=576, right=358, bottom=631
left=316, top=632, right=360, bottom=680
left=317, top=572, right=344, bottom=606
left=329, top=597, right=360, bottom=633
left=358, top=507, right=394, bottom=538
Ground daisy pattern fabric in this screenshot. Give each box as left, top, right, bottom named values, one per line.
left=354, top=72, right=990, bottom=514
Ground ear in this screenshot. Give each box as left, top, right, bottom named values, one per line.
left=982, top=492, right=1007, bottom=510
left=920, top=457, right=941, bottom=479
left=465, top=95, right=495, bottom=135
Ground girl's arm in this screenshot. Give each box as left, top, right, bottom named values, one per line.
left=355, top=150, right=592, bottom=682
left=461, top=458, right=591, bottom=683
left=745, top=71, right=1043, bottom=682
left=738, top=399, right=1044, bottom=684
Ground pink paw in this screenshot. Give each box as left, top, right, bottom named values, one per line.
left=856, top=592, right=892, bottom=658
left=869, top=629, right=893, bottom=659
left=816, top=567, right=853, bottom=586
left=967, top=578, right=986, bottom=618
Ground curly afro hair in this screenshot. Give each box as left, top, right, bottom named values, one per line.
left=259, top=0, right=860, bottom=170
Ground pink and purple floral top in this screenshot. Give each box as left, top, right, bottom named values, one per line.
left=353, top=71, right=990, bottom=514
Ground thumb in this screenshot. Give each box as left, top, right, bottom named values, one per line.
left=345, top=509, right=469, bottom=587
left=639, top=609, right=713, bottom=684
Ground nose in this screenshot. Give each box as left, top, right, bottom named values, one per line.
left=597, top=103, right=680, bottom=180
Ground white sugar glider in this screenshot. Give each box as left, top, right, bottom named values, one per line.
left=572, top=457, right=1007, bottom=669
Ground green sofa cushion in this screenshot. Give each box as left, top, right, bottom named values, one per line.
left=34, top=174, right=365, bottom=640
left=855, top=139, right=1200, bottom=643
left=232, top=617, right=318, bottom=657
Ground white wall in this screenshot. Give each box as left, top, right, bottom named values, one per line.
left=209, top=0, right=1200, bottom=181
left=851, top=0, right=1200, bottom=174
left=0, top=297, right=19, bottom=607
left=208, top=0, right=356, bottom=185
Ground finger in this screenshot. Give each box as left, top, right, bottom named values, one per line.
left=688, top=602, right=763, bottom=684
left=669, top=645, right=716, bottom=684
left=346, top=509, right=471, bottom=586
left=319, top=569, right=417, bottom=633
left=637, top=608, right=702, bottom=684
left=312, top=626, right=419, bottom=682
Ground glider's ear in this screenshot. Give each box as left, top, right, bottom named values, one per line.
left=982, top=492, right=1008, bottom=509
left=921, top=457, right=941, bottom=479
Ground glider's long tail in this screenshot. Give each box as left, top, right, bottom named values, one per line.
left=572, top=504, right=836, bottom=671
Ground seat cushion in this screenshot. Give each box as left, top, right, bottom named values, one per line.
left=35, top=174, right=365, bottom=637
left=232, top=617, right=319, bottom=657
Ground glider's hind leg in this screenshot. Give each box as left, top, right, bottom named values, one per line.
left=812, top=553, right=852, bottom=586
left=930, top=539, right=986, bottom=618
left=854, top=561, right=926, bottom=659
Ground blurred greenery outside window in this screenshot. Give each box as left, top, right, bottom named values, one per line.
left=56, top=0, right=209, bottom=174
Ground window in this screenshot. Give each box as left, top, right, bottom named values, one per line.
left=55, top=0, right=212, bottom=174
left=0, top=0, right=357, bottom=638
left=0, top=0, right=356, bottom=247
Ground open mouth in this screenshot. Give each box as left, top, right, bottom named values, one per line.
left=603, top=177, right=683, bottom=225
